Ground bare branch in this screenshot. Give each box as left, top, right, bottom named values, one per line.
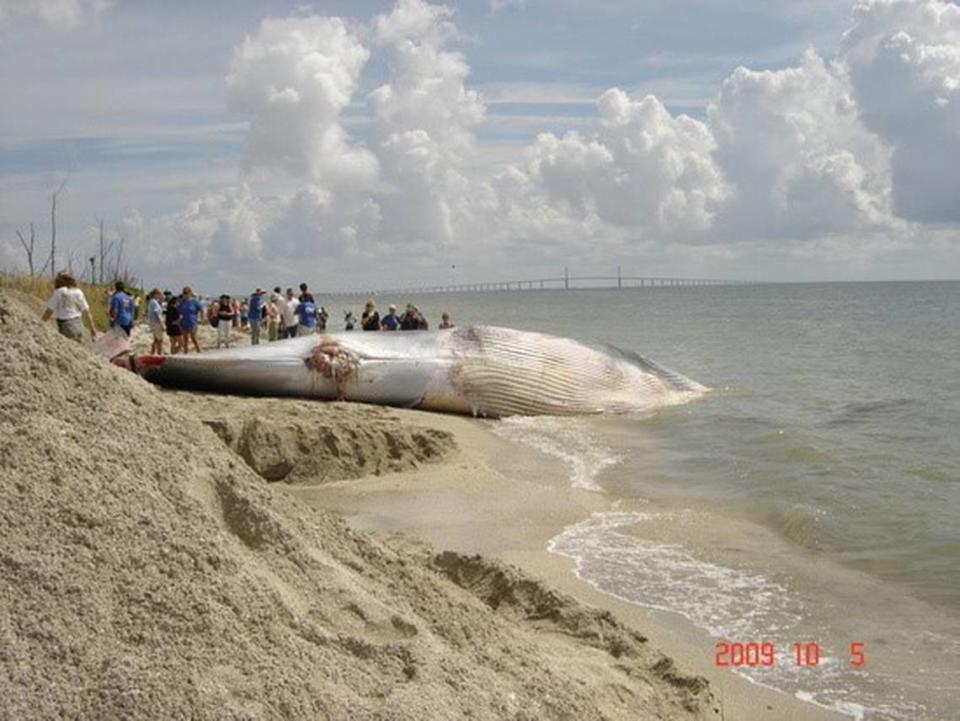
left=97, top=217, right=105, bottom=284
left=49, top=173, right=70, bottom=278
left=38, top=250, right=53, bottom=277
left=65, top=248, right=80, bottom=274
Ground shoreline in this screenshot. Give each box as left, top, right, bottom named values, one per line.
left=287, top=410, right=846, bottom=721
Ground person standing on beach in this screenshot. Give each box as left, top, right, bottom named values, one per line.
left=399, top=304, right=418, bottom=330
left=214, top=295, right=235, bottom=348
left=415, top=306, right=429, bottom=330
left=146, top=288, right=165, bottom=353
left=109, top=281, right=135, bottom=336
left=281, top=288, right=299, bottom=338
left=361, top=299, right=380, bottom=331
left=42, top=272, right=97, bottom=341
left=178, top=287, right=202, bottom=353
left=165, top=295, right=182, bottom=353
left=296, top=292, right=317, bottom=336
left=266, top=300, right=280, bottom=341
left=247, top=289, right=264, bottom=345
left=268, top=287, right=283, bottom=341
left=380, top=304, right=400, bottom=330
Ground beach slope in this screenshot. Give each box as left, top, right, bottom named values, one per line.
left=0, top=287, right=716, bottom=720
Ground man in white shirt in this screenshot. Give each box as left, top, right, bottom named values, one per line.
left=41, top=272, right=97, bottom=341
left=281, top=287, right=299, bottom=338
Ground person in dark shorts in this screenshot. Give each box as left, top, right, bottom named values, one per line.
left=281, top=288, right=299, bottom=338
left=109, top=281, right=136, bottom=336
left=296, top=293, right=318, bottom=336
left=165, top=295, right=183, bottom=354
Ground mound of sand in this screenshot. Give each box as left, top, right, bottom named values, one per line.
left=1, top=288, right=716, bottom=720
left=173, top=394, right=452, bottom=483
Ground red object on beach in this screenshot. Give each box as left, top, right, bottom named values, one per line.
left=134, top=355, right=167, bottom=368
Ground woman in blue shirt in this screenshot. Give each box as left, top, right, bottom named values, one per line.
left=178, top=286, right=203, bottom=353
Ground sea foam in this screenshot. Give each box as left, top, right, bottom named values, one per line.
left=492, top=416, right=620, bottom=490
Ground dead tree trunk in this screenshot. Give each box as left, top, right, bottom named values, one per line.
left=15, top=223, right=36, bottom=276
left=98, top=218, right=105, bottom=283
left=112, top=236, right=125, bottom=281
left=49, top=175, right=69, bottom=278
left=50, top=192, right=57, bottom=277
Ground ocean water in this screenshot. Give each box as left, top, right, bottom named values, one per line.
left=337, top=282, right=960, bottom=720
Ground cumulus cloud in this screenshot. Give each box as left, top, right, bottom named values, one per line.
left=366, top=0, right=490, bottom=249
left=125, top=0, right=960, bottom=288
left=527, top=89, right=728, bottom=234
left=841, top=0, right=960, bottom=221
left=145, top=185, right=267, bottom=272
left=0, top=0, right=112, bottom=26
left=708, top=49, right=894, bottom=239
left=226, top=15, right=378, bottom=190
left=371, top=0, right=484, bottom=154
left=143, top=0, right=494, bottom=279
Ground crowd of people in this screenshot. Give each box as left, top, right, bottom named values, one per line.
left=42, top=273, right=456, bottom=355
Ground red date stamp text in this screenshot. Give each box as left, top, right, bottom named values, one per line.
left=714, top=641, right=866, bottom=667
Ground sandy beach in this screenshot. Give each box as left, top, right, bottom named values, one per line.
left=1, top=287, right=849, bottom=719
left=286, top=411, right=847, bottom=721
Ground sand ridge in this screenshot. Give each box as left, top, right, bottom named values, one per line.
left=173, top=393, right=453, bottom=484
left=1, top=287, right=717, bottom=720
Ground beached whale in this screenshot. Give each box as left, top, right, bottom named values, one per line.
left=131, top=326, right=706, bottom=418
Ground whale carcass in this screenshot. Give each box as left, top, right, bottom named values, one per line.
left=131, top=325, right=706, bottom=418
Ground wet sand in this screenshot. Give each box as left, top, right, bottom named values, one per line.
left=287, top=412, right=846, bottom=721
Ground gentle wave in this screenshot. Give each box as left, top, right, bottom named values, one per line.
left=548, top=511, right=800, bottom=638
left=548, top=511, right=925, bottom=720
left=492, top=416, right=620, bottom=490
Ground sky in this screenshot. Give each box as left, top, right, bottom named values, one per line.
left=1, top=0, right=959, bottom=291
